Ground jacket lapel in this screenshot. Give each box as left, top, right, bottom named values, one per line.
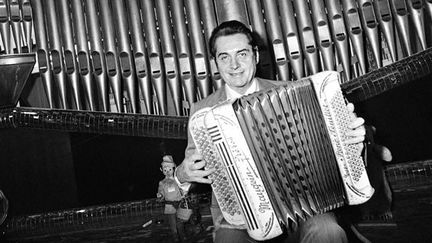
left=256, top=77, right=278, bottom=91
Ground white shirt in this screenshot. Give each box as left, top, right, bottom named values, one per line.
left=225, top=78, right=260, bottom=100
left=175, top=78, right=260, bottom=193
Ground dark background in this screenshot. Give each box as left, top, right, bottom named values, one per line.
left=355, top=73, right=432, bottom=163
left=0, top=128, right=195, bottom=215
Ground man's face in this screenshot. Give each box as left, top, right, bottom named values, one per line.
left=214, top=33, right=259, bottom=93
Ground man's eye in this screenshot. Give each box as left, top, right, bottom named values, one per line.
left=238, top=52, right=248, bottom=58
left=220, top=55, right=228, bottom=61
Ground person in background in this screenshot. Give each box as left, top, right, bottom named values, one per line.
left=157, top=155, right=186, bottom=242
left=174, top=20, right=392, bottom=243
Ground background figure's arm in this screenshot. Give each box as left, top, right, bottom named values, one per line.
left=157, top=181, right=164, bottom=199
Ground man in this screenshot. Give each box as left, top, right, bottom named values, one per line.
left=175, top=20, right=384, bottom=242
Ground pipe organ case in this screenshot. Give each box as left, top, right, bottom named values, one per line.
left=0, top=0, right=430, bottom=116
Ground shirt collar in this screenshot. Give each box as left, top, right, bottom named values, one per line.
left=225, top=78, right=259, bottom=100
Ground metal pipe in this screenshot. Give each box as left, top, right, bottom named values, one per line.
left=71, top=0, right=96, bottom=111
left=199, top=0, right=223, bottom=89
left=185, top=0, right=212, bottom=98
left=9, top=0, right=22, bottom=53
left=214, top=0, right=248, bottom=24
left=99, top=0, right=123, bottom=113
left=325, top=0, right=351, bottom=81
left=31, top=0, right=54, bottom=108
left=261, top=0, right=290, bottom=80
left=155, top=0, right=182, bottom=116
left=85, top=0, right=109, bottom=112
left=0, top=0, right=12, bottom=54
left=342, top=0, right=367, bottom=75
left=170, top=0, right=196, bottom=110
left=277, top=0, right=304, bottom=80
left=390, top=0, right=413, bottom=56
left=310, top=0, right=336, bottom=71
left=407, top=0, right=427, bottom=50
left=140, top=0, right=167, bottom=115
left=126, top=0, right=153, bottom=114
left=45, top=0, right=68, bottom=109
left=112, top=0, right=138, bottom=113
left=293, top=0, right=320, bottom=75
left=22, top=0, right=33, bottom=52
left=246, top=0, right=276, bottom=80
left=427, top=0, right=432, bottom=37
left=59, top=0, right=83, bottom=110
left=374, top=0, right=397, bottom=62
left=358, top=0, right=382, bottom=68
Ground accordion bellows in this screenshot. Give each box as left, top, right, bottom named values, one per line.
left=189, top=71, right=374, bottom=241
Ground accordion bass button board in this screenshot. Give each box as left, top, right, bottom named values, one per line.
left=189, top=71, right=374, bottom=241
left=189, top=107, right=245, bottom=226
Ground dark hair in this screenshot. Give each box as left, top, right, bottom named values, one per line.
left=209, top=20, right=257, bottom=58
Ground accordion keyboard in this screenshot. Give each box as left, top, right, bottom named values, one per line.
left=331, top=93, right=363, bottom=183
left=311, top=71, right=374, bottom=204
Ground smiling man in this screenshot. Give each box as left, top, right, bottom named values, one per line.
left=174, top=20, right=368, bottom=243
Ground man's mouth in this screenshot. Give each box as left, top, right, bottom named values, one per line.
left=230, top=72, right=243, bottom=77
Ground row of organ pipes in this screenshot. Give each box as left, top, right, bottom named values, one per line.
left=0, top=0, right=431, bottom=116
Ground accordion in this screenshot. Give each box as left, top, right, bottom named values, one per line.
left=189, top=71, right=374, bottom=241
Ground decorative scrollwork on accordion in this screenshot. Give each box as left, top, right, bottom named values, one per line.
left=189, top=71, right=374, bottom=241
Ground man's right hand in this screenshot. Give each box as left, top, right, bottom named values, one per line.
left=176, top=152, right=215, bottom=184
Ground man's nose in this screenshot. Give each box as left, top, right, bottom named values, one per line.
left=230, top=57, right=240, bottom=69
